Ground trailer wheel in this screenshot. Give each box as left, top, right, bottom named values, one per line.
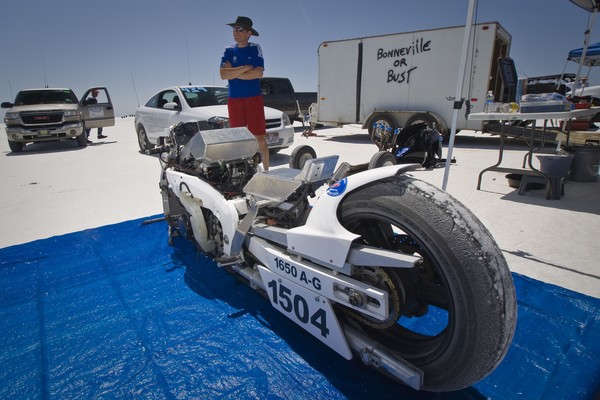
left=368, top=114, right=397, bottom=144
left=405, top=113, right=439, bottom=131
left=368, top=151, right=397, bottom=169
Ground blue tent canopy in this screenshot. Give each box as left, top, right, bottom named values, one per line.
left=568, top=42, right=600, bottom=66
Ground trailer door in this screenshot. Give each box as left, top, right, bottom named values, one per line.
left=317, top=40, right=360, bottom=124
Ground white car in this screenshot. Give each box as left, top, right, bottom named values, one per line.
left=134, top=85, right=294, bottom=153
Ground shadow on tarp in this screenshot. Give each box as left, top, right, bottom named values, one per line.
left=0, top=216, right=598, bottom=399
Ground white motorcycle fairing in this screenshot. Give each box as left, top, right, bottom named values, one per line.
left=166, top=169, right=245, bottom=256
left=287, top=164, right=416, bottom=269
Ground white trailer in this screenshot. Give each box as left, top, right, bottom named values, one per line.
left=310, top=22, right=512, bottom=136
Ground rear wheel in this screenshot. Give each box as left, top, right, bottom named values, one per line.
left=405, top=113, right=438, bottom=130
left=137, top=125, right=151, bottom=153
left=338, top=175, right=516, bottom=391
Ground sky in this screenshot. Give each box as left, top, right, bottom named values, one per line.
left=1, top=0, right=599, bottom=118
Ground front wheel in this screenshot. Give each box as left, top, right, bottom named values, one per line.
left=368, top=113, right=396, bottom=144
left=338, top=175, right=516, bottom=391
left=8, top=140, right=24, bottom=153
left=76, top=132, right=88, bottom=148
left=368, top=151, right=397, bottom=169
left=289, top=144, right=316, bottom=169
left=137, top=124, right=151, bottom=153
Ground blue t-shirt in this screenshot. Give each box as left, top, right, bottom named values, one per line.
left=220, top=43, right=264, bottom=99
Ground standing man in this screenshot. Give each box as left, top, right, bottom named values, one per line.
left=220, top=16, right=268, bottom=170
left=85, top=89, right=108, bottom=143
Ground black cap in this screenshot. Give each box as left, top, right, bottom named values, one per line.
left=227, top=16, right=259, bottom=36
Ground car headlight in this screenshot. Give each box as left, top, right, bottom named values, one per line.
left=208, top=116, right=230, bottom=129
left=64, top=110, right=80, bottom=117
left=282, top=113, right=291, bottom=126
left=64, top=110, right=82, bottom=121
left=4, top=112, right=20, bottom=123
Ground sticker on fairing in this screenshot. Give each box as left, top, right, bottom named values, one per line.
left=326, top=177, right=347, bottom=197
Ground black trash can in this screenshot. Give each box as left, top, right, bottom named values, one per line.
left=565, top=145, right=600, bottom=182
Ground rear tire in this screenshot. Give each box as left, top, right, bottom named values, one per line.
left=339, top=175, right=516, bottom=391
left=289, top=145, right=316, bottom=169
left=405, top=113, right=438, bottom=130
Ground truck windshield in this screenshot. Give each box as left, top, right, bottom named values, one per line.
left=15, top=90, right=78, bottom=106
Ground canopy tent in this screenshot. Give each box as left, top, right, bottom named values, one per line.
left=568, top=1, right=600, bottom=95
left=442, top=0, right=599, bottom=190
left=568, top=41, right=600, bottom=66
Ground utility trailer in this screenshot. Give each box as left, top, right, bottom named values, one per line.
left=309, top=22, right=512, bottom=137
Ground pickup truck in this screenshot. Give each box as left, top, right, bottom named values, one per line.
left=2, top=87, right=115, bottom=152
left=260, top=77, right=317, bottom=123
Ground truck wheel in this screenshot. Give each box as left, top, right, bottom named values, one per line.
left=8, top=140, right=24, bottom=153
left=289, top=145, right=316, bottom=169
left=76, top=132, right=88, bottom=148
left=405, top=113, right=439, bottom=130
left=137, top=125, right=151, bottom=153
left=368, top=151, right=397, bottom=169
left=368, top=114, right=396, bottom=144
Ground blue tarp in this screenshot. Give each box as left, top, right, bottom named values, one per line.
left=1, top=216, right=599, bottom=399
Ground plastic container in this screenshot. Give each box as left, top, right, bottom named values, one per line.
left=536, top=154, right=574, bottom=177
left=484, top=91, right=494, bottom=113
left=505, top=173, right=545, bottom=190
left=520, top=100, right=572, bottom=113
left=565, top=145, right=600, bottom=182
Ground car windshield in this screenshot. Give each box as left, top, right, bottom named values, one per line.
left=179, top=86, right=229, bottom=108
left=14, top=90, right=78, bottom=106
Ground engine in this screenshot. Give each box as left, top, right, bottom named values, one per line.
left=168, top=123, right=261, bottom=197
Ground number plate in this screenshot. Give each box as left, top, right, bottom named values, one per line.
left=266, top=132, right=279, bottom=146
left=257, top=265, right=352, bottom=359
left=38, top=130, right=49, bottom=136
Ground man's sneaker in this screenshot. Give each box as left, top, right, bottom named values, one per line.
left=87, top=140, right=92, bottom=144
left=98, top=134, right=108, bottom=139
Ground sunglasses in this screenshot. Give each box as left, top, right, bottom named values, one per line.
left=232, top=26, right=248, bottom=32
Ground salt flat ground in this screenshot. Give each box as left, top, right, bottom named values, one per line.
left=1, top=119, right=598, bottom=298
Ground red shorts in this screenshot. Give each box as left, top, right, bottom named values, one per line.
left=227, top=95, right=266, bottom=136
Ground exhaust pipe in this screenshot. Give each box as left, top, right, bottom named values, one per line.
left=343, top=324, right=423, bottom=390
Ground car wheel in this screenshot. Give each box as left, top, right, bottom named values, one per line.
left=137, top=125, right=151, bottom=153
left=8, top=140, right=23, bottom=153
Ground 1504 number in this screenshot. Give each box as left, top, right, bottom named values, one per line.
left=267, top=279, right=330, bottom=338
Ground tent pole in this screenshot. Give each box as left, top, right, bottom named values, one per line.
left=442, top=0, right=477, bottom=191
left=574, top=9, right=597, bottom=96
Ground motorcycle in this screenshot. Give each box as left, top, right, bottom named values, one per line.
left=155, top=121, right=517, bottom=392
left=369, top=122, right=449, bottom=169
